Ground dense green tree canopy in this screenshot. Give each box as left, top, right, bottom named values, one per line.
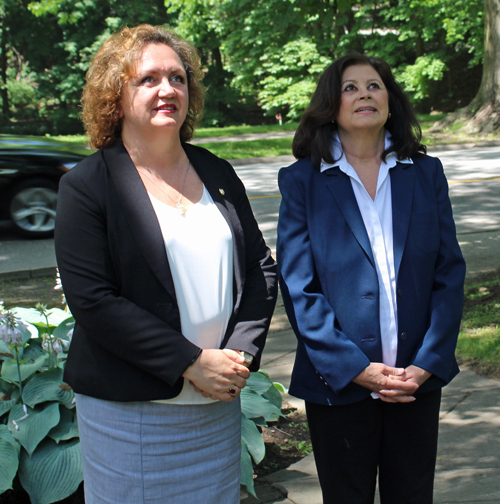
left=0, top=0, right=485, bottom=133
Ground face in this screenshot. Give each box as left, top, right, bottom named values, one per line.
left=335, top=64, right=389, bottom=136
left=119, top=43, right=189, bottom=138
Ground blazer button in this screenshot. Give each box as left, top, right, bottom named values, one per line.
left=400, top=332, right=407, bottom=340
left=397, top=288, right=403, bottom=297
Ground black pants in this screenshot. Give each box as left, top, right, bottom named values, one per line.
left=305, top=389, right=441, bottom=504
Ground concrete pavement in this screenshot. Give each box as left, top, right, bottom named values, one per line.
left=241, top=326, right=500, bottom=504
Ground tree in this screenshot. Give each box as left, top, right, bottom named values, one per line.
left=461, top=0, right=500, bottom=131
left=0, top=1, right=8, bottom=122
left=0, top=0, right=490, bottom=133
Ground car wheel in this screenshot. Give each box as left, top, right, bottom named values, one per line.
left=8, top=179, right=58, bottom=238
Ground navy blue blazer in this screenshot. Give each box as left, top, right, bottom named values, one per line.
left=55, top=140, right=277, bottom=402
left=277, top=153, right=465, bottom=406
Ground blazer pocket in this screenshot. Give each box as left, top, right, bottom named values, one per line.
left=410, top=211, right=439, bottom=253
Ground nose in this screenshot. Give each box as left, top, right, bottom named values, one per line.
left=158, top=77, right=176, bottom=97
left=360, top=88, right=372, bottom=99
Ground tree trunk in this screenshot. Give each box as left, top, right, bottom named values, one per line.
left=464, top=0, right=500, bottom=132
left=0, top=12, right=10, bottom=122
left=430, top=0, right=500, bottom=133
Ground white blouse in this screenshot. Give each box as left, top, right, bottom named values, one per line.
left=149, top=186, right=234, bottom=404
left=320, top=132, right=413, bottom=372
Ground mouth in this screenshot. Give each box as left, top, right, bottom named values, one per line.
left=156, top=104, right=177, bottom=112
left=355, top=107, right=376, bottom=112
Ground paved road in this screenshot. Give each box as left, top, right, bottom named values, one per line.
left=1, top=144, right=500, bottom=279
left=237, top=145, right=500, bottom=278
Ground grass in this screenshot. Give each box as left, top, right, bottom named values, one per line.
left=457, top=275, right=500, bottom=378
left=49, top=122, right=298, bottom=146
left=193, top=122, right=298, bottom=138
left=197, top=137, right=293, bottom=159
left=45, top=111, right=500, bottom=157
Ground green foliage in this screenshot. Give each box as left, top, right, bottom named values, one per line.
left=0, top=0, right=487, bottom=130
left=0, top=304, right=80, bottom=504
left=457, top=278, right=500, bottom=376
left=257, top=39, right=330, bottom=118
left=240, top=371, right=284, bottom=497
left=398, top=56, right=448, bottom=103
left=292, top=439, right=313, bottom=456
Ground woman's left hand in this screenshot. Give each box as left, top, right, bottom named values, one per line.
left=377, top=365, right=432, bottom=403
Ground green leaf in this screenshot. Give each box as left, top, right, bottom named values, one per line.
left=241, top=413, right=265, bottom=464
left=23, top=367, right=75, bottom=409
left=0, top=425, right=21, bottom=493
left=0, top=395, right=17, bottom=418
left=52, top=317, right=75, bottom=342
left=272, top=381, right=288, bottom=393
left=1, top=353, right=47, bottom=383
left=241, top=388, right=282, bottom=424
left=246, top=370, right=275, bottom=395
left=263, top=383, right=283, bottom=410
left=240, top=437, right=256, bottom=498
left=13, top=308, right=70, bottom=330
left=8, top=402, right=60, bottom=456
left=48, top=407, right=79, bottom=443
left=19, top=438, right=83, bottom=504
left=0, top=340, right=14, bottom=359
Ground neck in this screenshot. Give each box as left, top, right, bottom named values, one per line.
left=121, top=126, right=186, bottom=174
left=338, top=128, right=385, bottom=162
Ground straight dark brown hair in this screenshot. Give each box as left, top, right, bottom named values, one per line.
left=292, top=53, right=426, bottom=168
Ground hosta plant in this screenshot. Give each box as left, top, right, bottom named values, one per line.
left=240, top=370, right=285, bottom=497
left=0, top=300, right=285, bottom=502
left=0, top=303, right=80, bottom=504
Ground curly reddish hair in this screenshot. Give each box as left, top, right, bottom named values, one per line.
left=81, top=24, right=205, bottom=150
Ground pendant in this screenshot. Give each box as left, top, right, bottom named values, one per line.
left=176, top=202, right=187, bottom=216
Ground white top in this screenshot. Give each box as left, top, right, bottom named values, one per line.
left=149, top=186, right=234, bottom=404
left=320, top=132, right=413, bottom=382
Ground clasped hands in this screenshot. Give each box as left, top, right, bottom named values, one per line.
left=353, top=363, right=432, bottom=403
left=182, top=349, right=250, bottom=402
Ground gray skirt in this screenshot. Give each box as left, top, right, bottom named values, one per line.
left=76, top=394, right=241, bottom=504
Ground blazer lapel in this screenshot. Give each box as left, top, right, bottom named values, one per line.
left=103, top=141, right=177, bottom=301
left=390, top=162, right=415, bottom=279
left=324, top=168, right=375, bottom=267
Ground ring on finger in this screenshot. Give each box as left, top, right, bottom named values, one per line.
left=228, top=386, right=237, bottom=395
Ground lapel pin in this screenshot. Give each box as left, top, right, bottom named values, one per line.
left=219, top=188, right=225, bottom=195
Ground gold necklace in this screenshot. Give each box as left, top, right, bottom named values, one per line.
left=138, top=158, right=191, bottom=215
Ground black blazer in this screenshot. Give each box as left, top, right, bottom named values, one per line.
left=55, top=140, right=277, bottom=402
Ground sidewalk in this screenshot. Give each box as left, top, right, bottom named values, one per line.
left=241, top=327, right=500, bottom=504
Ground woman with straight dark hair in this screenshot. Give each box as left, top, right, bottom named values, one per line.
left=278, top=54, right=465, bottom=503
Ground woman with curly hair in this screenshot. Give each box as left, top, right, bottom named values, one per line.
left=55, top=24, right=277, bottom=504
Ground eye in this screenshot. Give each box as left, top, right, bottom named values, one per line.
left=140, top=75, right=155, bottom=84
left=368, top=82, right=381, bottom=89
left=171, top=74, right=186, bottom=84
left=343, top=84, right=356, bottom=92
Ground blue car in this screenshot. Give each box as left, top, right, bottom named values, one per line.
left=0, top=135, right=88, bottom=238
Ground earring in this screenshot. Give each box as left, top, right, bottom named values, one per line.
left=388, top=112, right=392, bottom=118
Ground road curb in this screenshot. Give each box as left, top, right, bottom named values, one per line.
left=0, top=266, right=57, bottom=281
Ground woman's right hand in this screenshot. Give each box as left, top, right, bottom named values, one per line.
left=352, top=363, right=419, bottom=403
left=182, top=349, right=250, bottom=402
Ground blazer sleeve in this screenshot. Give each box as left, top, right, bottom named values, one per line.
left=55, top=162, right=201, bottom=388
left=277, top=166, right=370, bottom=393
left=409, top=157, right=465, bottom=382
left=219, top=159, right=278, bottom=370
